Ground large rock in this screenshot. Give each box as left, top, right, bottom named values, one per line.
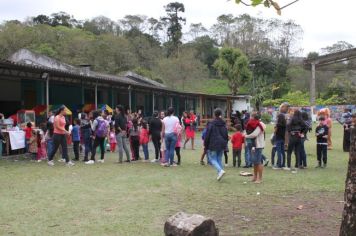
left=164, top=212, right=219, bottom=236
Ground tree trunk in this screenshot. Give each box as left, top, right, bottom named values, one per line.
left=340, top=127, right=356, bottom=235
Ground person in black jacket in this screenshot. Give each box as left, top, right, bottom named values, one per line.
left=204, top=108, right=229, bottom=181
left=285, top=110, right=307, bottom=171
left=114, top=105, right=131, bottom=163
left=80, top=113, right=92, bottom=162
left=149, top=111, right=162, bottom=163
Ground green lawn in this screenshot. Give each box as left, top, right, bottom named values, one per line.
left=0, top=125, right=348, bottom=235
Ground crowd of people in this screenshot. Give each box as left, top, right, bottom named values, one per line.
left=1, top=103, right=356, bottom=183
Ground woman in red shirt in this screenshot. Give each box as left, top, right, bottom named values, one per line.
left=47, top=106, right=74, bottom=166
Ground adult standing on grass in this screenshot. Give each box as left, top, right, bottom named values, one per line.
left=273, top=114, right=286, bottom=169
left=299, top=111, right=312, bottom=168
left=162, top=107, right=179, bottom=167
left=340, top=109, right=352, bottom=152
left=204, top=108, right=228, bottom=181
left=114, top=105, right=130, bottom=163
left=285, top=110, right=307, bottom=171
left=86, top=110, right=109, bottom=164
left=149, top=111, right=162, bottom=163
left=80, top=113, right=92, bottom=162
left=71, top=118, right=81, bottom=161
left=244, top=113, right=266, bottom=184
left=47, top=106, right=74, bottom=166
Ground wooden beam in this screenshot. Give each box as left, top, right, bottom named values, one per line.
left=304, top=48, right=356, bottom=67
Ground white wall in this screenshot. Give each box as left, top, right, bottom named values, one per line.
left=232, top=98, right=251, bottom=113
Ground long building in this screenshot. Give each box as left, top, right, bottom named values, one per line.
left=0, top=49, right=251, bottom=119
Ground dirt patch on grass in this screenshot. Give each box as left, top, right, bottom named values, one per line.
left=211, top=191, right=343, bottom=236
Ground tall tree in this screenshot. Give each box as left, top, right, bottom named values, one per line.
left=321, top=41, right=354, bottom=55
left=155, top=48, right=209, bottom=91
left=210, top=14, right=235, bottom=46
left=32, top=14, right=51, bottom=25
left=188, top=23, right=208, bottom=41
left=186, top=36, right=219, bottom=76
left=119, top=15, right=147, bottom=32
left=161, top=2, right=186, bottom=57
left=83, top=16, right=118, bottom=35
left=147, top=17, right=163, bottom=40
left=50, top=12, right=78, bottom=28
left=213, top=47, right=252, bottom=95
left=277, top=20, right=303, bottom=58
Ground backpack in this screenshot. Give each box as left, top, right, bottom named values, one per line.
left=95, top=119, right=108, bottom=138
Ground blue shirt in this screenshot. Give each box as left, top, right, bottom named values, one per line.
left=72, top=125, right=80, bottom=142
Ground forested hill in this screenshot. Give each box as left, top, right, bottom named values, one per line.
left=0, top=6, right=355, bottom=106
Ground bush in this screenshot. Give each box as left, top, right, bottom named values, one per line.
left=261, top=113, right=272, bottom=124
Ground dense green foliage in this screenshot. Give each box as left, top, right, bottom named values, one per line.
left=261, top=112, right=272, bottom=124
left=0, top=2, right=354, bottom=106
left=214, top=47, right=252, bottom=95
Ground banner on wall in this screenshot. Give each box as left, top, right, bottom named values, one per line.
left=8, top=130, right=25, bottom=150
left=261, top=105, right=356, bottom=122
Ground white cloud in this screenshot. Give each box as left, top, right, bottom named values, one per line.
left=0, top=0, right=355, bottom=55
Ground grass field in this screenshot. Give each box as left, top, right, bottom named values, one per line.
left=0, top=124, right=348, bottom=236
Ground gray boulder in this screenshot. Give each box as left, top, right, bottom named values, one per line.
left=164, top=212, right=219, bottom=236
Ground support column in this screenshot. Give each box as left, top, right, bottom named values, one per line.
left=46, top=75, right=49, bottom=117
left=81, top=80, right=85, bottom=104
left=111, top=87, right=114, bottom=108
left=95, top=82, right=98, bottom=109
left=128, top=86, right=132, bottom=111
left=152, top=92, right=155, bottom=113
left=310, top=63, right=316, bottom=106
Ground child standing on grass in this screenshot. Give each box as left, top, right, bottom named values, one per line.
left=175, top=128, right=182, bottom=165
left=24, top=122, right=33, bottom=153
left=315, top=116, right=329, bottom=168
left=129, top=118, right=140, bottom=161
left=140, top=120, right=149, bottom=161
left=36, top=130, right=47, bottom=162
left=71, top=119, right=81, bottom=161
left=45, top=123, right=54, bottom=159
left=231, top=124, right=245, bottom=167
left=109, top=126, right=117, bottom=152
left=28, top=130, right=37, bottom=159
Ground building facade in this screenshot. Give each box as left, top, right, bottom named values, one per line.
left=0, top=49, right=251, bottom=119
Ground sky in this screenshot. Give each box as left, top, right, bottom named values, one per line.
left=0, top=0, right=355, bottom=56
